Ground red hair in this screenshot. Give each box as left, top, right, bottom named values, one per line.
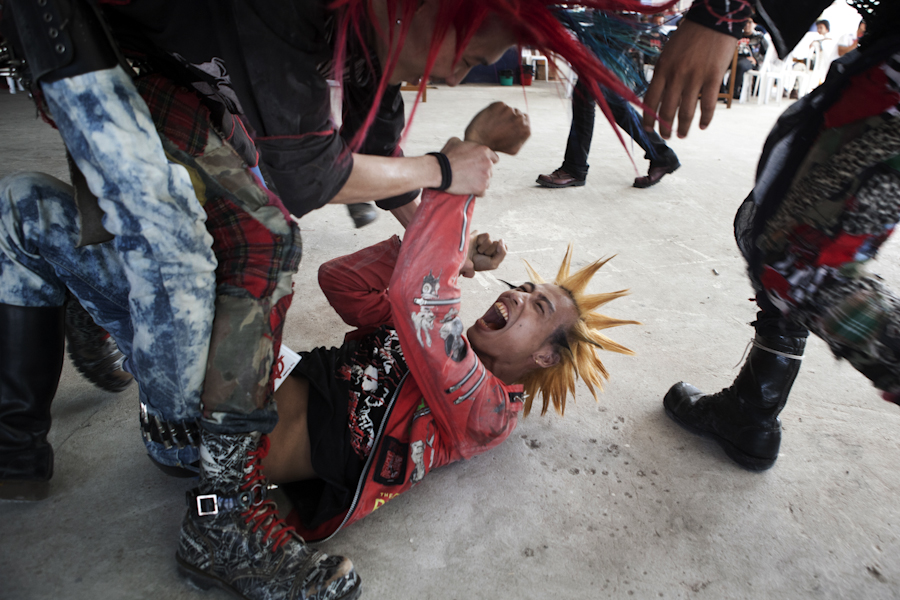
left=329, top=0, right=677, bottom=152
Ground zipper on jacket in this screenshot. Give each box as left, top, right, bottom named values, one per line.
left=320, top=371, right=410, bottom=543
left=453, top=365, right=486, bottom=405
left=459, top=195, right=475, bottom=251
left=445, top=360, right=479, bottom=393
left=413, top=296, right=460, bottom=306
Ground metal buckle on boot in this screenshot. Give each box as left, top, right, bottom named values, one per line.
left=196, top=494, right=219, bottom=516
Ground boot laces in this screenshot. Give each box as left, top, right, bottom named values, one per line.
left=240, top=435, right=298, bottom=552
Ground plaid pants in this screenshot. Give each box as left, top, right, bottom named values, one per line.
left=737, top=47, right=900, bottom=394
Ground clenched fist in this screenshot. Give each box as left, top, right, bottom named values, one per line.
left=440, top=137, right=499, bottom=197
left=464, top=102, right=531, bottom=155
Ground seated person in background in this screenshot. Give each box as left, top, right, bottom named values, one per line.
left=811, top=18, right=832, bottom=48
left=642, top=14, right=670, bottom=66
left=808, top=18, right=838, bottom=70
left=731, top=17, right=769, bottom=99
left=261, top=189, right=638, bottom=541
left=838, top=19, right=866, bottom=56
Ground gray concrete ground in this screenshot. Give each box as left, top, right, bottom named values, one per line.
left=2, top=81, right=900, bottom=600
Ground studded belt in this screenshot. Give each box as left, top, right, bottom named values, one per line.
left=139, top=402, right=200, bottom=450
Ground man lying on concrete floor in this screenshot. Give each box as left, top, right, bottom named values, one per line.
left=0, top=73, right=525, bottom=598
left=257, top=187, right=639, bottom=541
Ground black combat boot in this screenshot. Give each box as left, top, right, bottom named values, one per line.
left=177, top=430, right=362, bottom=600
left=664, top=332, right=807, bottom=471
left=65, top=297, right=133, bottom=393
left=0, top=304, right=65, bottom=500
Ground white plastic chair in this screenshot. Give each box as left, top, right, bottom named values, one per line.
left=778, top=52, right=812, bottom=100
left=738, top=35, right=775, bottom=104
left=808, top=40, right=838, bottom=91
left=760, top=60, right=792, bottom=105
left=521, top=48, right=549, bottom=80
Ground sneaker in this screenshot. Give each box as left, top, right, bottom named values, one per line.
left=177, top=432, right=362, bottom=600
left=65, top=298, right=133, bottom=393
left=536, top=168, right=586, bottom=188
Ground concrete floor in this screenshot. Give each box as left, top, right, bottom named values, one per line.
left=2, top=81, right=900, bottom=600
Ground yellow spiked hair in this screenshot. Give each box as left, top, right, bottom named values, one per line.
left=519, top=245, right=639, bottom=416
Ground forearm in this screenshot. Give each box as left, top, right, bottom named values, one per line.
left=837, top=42, right=857, bottom=57
left=331, top=153, right=441, bottom=205
left=390, top=196, right=420, bottom=228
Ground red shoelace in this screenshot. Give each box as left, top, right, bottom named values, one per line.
left=241, top=435, right=297, bottom=552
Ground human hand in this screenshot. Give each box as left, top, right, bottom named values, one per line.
left=464, top=102, right=531, bottom=155
left=440, top=137, right=499, bottom=197
left=460, top=232, right=507, bottom=278
left=642, top=19, right=738, bottom=139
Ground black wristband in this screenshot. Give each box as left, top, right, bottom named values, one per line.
left=427, top=152, right=453, bottom=191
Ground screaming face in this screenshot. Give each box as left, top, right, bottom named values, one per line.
left=467, top=282, right=579, bottom=381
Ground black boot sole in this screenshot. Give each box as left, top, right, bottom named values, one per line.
left=633, top=162, right=681, bottom=188
left=176, top=554, right=363, bottom=600
left=0, top=478, right=50, bottom=501
left=535, top=177, right=586, bottom=188
left=663, top=391, right=777, bottom=472
left=65, top=300, right=134, bottom=393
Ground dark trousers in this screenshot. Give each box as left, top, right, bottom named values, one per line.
left=731, top=57, right=756, bottom=98
left=561, top=78, right=677, bottom=181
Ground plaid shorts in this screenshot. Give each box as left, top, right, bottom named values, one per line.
left=136, top=74, right=303, bottom=428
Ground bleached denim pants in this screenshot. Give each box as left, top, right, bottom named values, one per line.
left=0, top=66, right=217, bottom=470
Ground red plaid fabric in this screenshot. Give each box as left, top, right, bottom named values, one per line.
left=134, top=74, right=209, bottom=157
left=204, top=195, right=298, bottom=300
left=134, top=71, right=301, bottom=411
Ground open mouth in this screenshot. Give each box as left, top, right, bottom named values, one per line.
left=479, top=301, right=509, bottom=331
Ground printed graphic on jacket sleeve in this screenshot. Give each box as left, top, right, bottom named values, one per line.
left=440, top=308, right=467, bottom=362
left=411, top=271, right=440, bottom=347
left=409, top=404, right=436, bottom=485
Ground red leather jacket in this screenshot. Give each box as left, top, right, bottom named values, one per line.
left=287, top=190, right=524, bottom=541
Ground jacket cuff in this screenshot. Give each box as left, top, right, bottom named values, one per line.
left=375, top=189, right=420, bottom=211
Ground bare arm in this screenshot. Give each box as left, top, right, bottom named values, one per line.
left=332, top=141, right=499, bottom=204
left=331, top=153, right=438, bottom=205
left=641, top=19, right=738, bottom=139
left=390, top=196, right=420, bottom=228
left=838, top=40, right=859, bottom=56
